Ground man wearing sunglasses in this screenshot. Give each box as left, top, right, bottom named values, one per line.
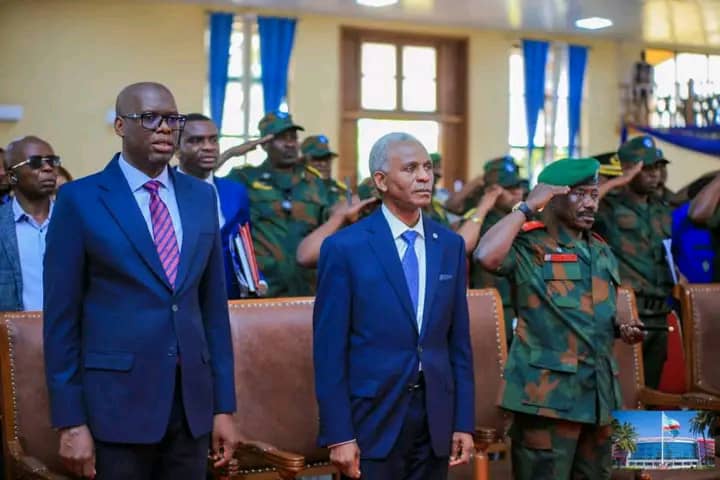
left=43, top=82, right=237, bottom=479
left=0, top=136, right=58, bottom=312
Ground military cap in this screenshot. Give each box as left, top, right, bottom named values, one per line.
left=357, top=177, right=380, bottom=200
left=594, top=152, right=623, bottom=177
left=430, top=153, right=442, bottom=168
left=258, top=111, right=304, bottom=137
left=617, top=135, right=660, bottom=165
left=538, top=158, right=600, bottom=187
left=656, top=148, right=670, bottom=164
left=301, top=135, right=337, bottom=159
left=484, top=156, right=523, bottom=188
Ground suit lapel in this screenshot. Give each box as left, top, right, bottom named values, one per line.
left=98, top=155, right=172, bottom=290
left=367, top=209, right=418, bottom=334
left=421, top=216, right=443, bottom=338
left=172, top=170, right=201, bottom=293
left=0, top=203, right=22, bottom=293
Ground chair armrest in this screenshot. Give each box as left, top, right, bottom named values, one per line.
left=238, top=439, right=306, bottom=470
left=14, top=455, right=71, bottom=480
left=639, top=387, right=720, bottom=410
left=207, top=438, right=307, bottom=479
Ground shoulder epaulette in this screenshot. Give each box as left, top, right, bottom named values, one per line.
left=250, top=180, right=273, bottom=191
left=462, top=207, right=478, bottom=220
left=591, top=231, right=607, bottom=243
left=521, top=220, right=545, bottom=232
left=334, top=179, right=348, bottom=191
left=305, top=165, right=322, bottom=178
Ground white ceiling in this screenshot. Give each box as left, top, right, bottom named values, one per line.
left=199, top=0, right=720, bottom=48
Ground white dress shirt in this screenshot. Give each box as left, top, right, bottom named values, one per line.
left=177, top=166, right=226, bottom=228
left=118, top=154, right=183, bottom=251
left=381, top=203, right=426, bottom=333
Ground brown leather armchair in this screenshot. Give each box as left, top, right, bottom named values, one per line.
left=466, top=289, right=511, bottom=480
left=615, top=287, right=720, bottom=411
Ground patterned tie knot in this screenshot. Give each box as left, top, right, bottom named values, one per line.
left=143, top=180, right=162, bottom=195
left=401, top=230, right=419, bottom=247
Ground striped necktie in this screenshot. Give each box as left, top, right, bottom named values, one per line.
left=144, top=180, right=180, bottom=288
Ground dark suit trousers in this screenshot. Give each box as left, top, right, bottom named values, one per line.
left=343, top=375, right=449, bottom=480
left=94, top=369, right=210, bottom=480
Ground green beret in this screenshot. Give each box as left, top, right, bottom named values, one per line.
left=430, top=153, right=442, bottom=168
left=594, top=152, right=623, bottom=177
left=484, top=156, right=522, bottom=188
left=618, top=135, right=660, bottom=165
left=258, top=111, right=304, bottom=137
left=301, top=135, right=336, bottom=159
left=538, top=158, right=600, bottom=187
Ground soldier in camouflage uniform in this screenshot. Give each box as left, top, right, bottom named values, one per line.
left=475, top=158, right=644, bottom=480
left=594, top=136, right=674, bottom=389
left=226, top=112, right=332, bottom=297
left=424, top=153, right=453, bottom=227
left=300, top=134, right=349, bottom=206
left=468, top=157, right=524, bottom=343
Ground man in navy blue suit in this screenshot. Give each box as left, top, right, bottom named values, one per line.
left=176, top=113, right=268, bottom=298
left=313, top=132, right=475, bottom=479
left=43, top=82, right=238, bottom=479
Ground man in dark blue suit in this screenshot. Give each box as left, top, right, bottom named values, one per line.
left=43, top=82, right=238, bottom=479
left=313, top=132, right=475, bottom=480
left=176, top=113, right=268, bottom=298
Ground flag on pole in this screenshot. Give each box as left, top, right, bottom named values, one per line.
left=662, top=412, right=681, bottom=438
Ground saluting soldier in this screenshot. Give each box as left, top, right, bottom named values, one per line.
left=468, top=156, right=525, bottom=343
left=226, top=112, right=332, bottom=297
left=475, top=158, right=643, bottom=480
left=594, top=136, right=674, bottom=389
left=300, top=134, right=348, bottom=207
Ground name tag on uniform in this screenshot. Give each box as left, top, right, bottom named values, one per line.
left=544, top=253, right=578, bottom=263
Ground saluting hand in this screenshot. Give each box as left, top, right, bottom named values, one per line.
left=476, top=184, right=504, bottom=213
left=525, top=183, right=571, bottom=212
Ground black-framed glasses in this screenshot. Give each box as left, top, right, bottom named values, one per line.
left=120, top=112, right=186, bottom=131
left=10, top=155, right=62, bottom=171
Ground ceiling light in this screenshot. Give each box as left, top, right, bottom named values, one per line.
left=575, top=17, right=613, bottom=30
left=356, top=0, right=399, bottom=7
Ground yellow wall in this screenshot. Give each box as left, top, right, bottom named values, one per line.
left=2, top=0, right=709, bottom=187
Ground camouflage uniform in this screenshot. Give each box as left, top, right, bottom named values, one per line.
left=493, top=158, right=621, bottom=480
left=226, top=114, right=332, bottom=298
left=425, top=199, right=452, bottom=227
left=593, top=137, right=674, bottom=389
left=300, top=135, right=347, bottom=207
left=469, top=157, right=524, bottom=343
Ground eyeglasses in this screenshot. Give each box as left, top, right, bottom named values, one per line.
left=120, top=112, right=186, bottom=131
left=10, top=155, right=62, bottom=171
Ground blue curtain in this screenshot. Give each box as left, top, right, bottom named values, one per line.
left=568, top=45, right=588, bottom=157
left=208, top=12, right=234, bottom=130
left=522, top=39, right=549, bottom=157
left=635, top=125, right=720, bottom=155
left=258, top=16, right=297, bottom=114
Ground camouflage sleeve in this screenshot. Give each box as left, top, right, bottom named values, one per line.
left=494, top=236, right=526, bottom=278
left=593, top=198, right=613, bottom=239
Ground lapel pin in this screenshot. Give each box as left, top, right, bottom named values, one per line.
left=432, top=233, right=438, bottom=239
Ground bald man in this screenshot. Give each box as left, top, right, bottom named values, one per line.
left=43, top=82, right=237, bottom=479
left=0, top=136, right=58, bottom=311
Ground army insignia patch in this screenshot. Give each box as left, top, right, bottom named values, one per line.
left=544, top=253, right=578, bottom=262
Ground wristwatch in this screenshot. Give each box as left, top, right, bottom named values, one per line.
left=511, top=201, right=534, bottom=221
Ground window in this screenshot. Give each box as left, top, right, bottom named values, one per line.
left=649, top=49, right=720, bottom=128
left=208, top=18, right=284, bottom=176
left=340, top=28, right=468, bottom=187
left=508, top=46, right=571, bottom=181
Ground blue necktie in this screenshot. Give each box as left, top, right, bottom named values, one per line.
left=401, top=230, right=419, bottom=315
